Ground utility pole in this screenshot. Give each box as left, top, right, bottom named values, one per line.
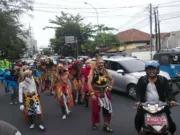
left=154, top=8, right=158, bottom=52
left=157, top=7, right=161, bottom=51
left=149, top=3, right=153, bottom=60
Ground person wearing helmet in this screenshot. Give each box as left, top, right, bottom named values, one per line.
left=134, top=61, right=177, bottom=135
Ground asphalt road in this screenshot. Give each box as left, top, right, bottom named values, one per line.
left=0, top=84, right=180, bottom=135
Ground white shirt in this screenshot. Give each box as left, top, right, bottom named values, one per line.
left=19, top=77, right=37, bottom=103
left=146, top=83, right=159, bottom=103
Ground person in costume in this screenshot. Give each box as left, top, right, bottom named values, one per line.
left=43, top=59, right=54, bottom=94
left=53, top=64, right=74, bottom=120
left=4, top=69, right=18, bottom=104
left=14, top=66, right=24, bottom=84
left=79, top=59, right=92, bottom=107
left=19, top=70, right=45, bottom=130
left=68, top=60, right=83, bottom=105
left=91, top=54, right=99, bottom=70
left=88, top=56, right=114, bottom=132
left=2, top=68, right=11, bottom=94
left=30, top=65, right=41, bottom=96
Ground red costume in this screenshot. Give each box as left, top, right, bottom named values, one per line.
left=79, top=59, right=91, bottom=107
left=68, top=60, right=83, bottom=105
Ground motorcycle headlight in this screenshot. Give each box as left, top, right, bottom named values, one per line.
left=147, top=104, right=158, bottom=113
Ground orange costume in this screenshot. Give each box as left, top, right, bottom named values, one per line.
left=55, top=64, right=74, bottom=119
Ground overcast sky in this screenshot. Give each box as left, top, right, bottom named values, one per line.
left=20, top=0, right=180, bottom=48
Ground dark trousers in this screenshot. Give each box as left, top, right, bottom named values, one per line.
left=72, top=90, right=82, bottom=105
left=134, top=107, right=176, bottom=134
left=28, top=114, right=43, bottom=125
left=9, top=88, right=18, bottom=103
left=4, top=83, right=9, bottom=93
left=61, top=106, right=66, bottom=115
left=84, top=91, right=89, bottom=107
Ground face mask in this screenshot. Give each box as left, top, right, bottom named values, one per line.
left=25, top=77, right=32, bottom=83
left=86, top=65, right=91, bottom=70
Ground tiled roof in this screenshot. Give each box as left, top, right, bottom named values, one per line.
left=116, top=29, right=150, bottom=43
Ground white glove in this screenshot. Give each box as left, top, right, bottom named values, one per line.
left=20, top=105, right=24, bottom=111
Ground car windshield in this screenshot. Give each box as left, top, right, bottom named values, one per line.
left=120, top=59, right=145, bottom=72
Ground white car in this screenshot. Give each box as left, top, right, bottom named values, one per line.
left=101, top=56, right=171, bottom=99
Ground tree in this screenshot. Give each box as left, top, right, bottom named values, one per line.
left=41, top=49, right=52, bottom=56
left=81, top=40, right=96, bottom=56
left=0, top=0, right=33, bottom=59
left=93, top=24, right=122, bottom=50
left=44, top=11, right=94, bottom=57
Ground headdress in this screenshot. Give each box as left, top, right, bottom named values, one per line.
left=23, top=69, right=32, bottom=78
left=96, top=56, right=104, bottom=63
left=57, top=63, right=65, bottom=70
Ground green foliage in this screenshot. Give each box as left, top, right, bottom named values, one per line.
left=41, top=49, right=52, bottom=56
left=0, top=0, right=33, bottom=59
left=44, top=11, right=94, bottom=57
left=45, top=12, right=124, bottom=57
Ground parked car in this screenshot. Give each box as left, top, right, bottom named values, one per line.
left=101, top=56, right=171, bottom=99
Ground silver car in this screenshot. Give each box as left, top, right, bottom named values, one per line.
left=102, top=56, right=171, bottom=98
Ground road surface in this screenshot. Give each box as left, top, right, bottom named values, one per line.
left=0, top=84, right=180, bottom=135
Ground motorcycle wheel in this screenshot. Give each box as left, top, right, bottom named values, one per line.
left=140, top=129, right=168, bottom=135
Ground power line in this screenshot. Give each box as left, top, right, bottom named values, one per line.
left=34, top=7, right=124, bottom=14
left=161, top=15, right=180, bottom=21
left=34, top=2, right=147, bottom=9
left=156, top=0, right=180, bottom=6
left=33, top=8, right=148, bottom=17
left=117, top=7, right=149, bottom=30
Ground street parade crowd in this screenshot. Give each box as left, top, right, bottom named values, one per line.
left=0, top=55, right=114, bottom=133
left=0, top=55, right=179, bottom=135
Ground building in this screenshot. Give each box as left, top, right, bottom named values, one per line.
left=18, top=32, right=38, bottom=57
left=167, top=31, right=180, bottom=49
left=107, top=29, right=151, bottom=55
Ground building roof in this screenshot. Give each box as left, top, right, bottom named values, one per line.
left=116, top=29, right=150, bottom=43
left=153, top=32, right=170, bottom=38
left=160, top=33, right=170, bottom=37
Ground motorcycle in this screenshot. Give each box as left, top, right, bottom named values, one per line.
left=139, top=91, right=179, bottom=135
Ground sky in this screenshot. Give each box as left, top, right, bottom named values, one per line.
left=20, top=0, right=180, bottom=48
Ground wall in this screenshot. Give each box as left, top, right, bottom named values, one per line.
left=132, top=51, right=156, bottom=62
left=107, top=42, right=148, bottom=52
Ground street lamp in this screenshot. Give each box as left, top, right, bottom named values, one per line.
left=84, top=2, right=99, bottom=26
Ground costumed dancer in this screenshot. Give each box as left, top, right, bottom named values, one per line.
left=14, top=66, right=24, bottom=84
left=50, top=65, right=58, bottom=95
left=88, top=56, right=114, bottom=133
left=44, top=59, right=54, bottom=95
left=91, top=54, right=99, bottom=70
left=36, top=61, right=44, bottom=93
left=79, top=59, right=91, bottom=107
left=19, top=70, right=45, bottom=130
left=2, top=68, right=10, bottom=94
left=5, top=69, right=18, bottom=104
left=68, top=60, right=83, bottom=105
left=54, top=64, right=74, bottom=120
left=30, top=65, right=41, bottom=97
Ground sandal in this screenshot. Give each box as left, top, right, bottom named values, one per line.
left=103, top=126, right=113, bottom=133
left=92, top=124, right=98, bottom=130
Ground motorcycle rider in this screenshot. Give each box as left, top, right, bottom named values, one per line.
left=135, top=61, right=177, bottom=135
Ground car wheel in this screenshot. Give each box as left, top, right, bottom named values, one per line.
left=127, top=84, right=136, bottom=99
